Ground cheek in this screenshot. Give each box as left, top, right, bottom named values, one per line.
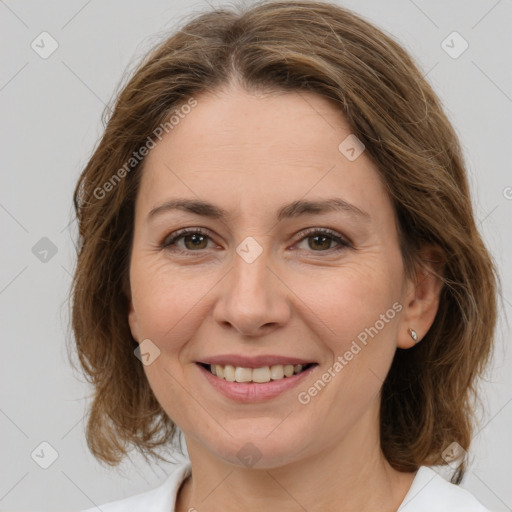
left=290, top=263, right=402, bottom=429
left=130, top=255, right=217, bottom=350
left=289, top=259, right=402, bottom=347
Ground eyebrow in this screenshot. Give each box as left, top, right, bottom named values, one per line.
left=147, top=197, right=371, bottom=223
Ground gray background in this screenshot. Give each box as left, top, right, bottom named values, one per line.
left=1, top=0, right=511, bottom=510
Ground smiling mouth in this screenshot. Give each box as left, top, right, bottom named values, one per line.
left=198, top=362, right=317, bottom=383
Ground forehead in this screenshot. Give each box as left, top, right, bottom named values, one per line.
left=137, top=87, right=390, bottom=222
left=148, top=88, right=353, bottom=166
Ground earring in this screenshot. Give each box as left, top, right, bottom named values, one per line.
left=409, top=328, right=419, bottom=342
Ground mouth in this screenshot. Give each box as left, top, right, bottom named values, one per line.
left=195, top=361, right=319, bottom=403
left=198, top=362, right=317, bottom=383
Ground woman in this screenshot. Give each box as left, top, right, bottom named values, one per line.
left=71, top=1, right=499, bottom=510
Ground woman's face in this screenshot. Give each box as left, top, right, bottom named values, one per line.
left=127, top=86, right=420, bottom=468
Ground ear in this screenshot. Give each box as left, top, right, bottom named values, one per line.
left=123, top=270, right=141, bottom=344
left=397, top=244, right=445, bottom=349
left=126, top=287, right=141, bottom=344
left=128, top=299, right=141, bottom=343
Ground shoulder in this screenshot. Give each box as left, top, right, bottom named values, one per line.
left=81, top=461, right=191, bottom=512
left=398, top=466, right=492, bottom=512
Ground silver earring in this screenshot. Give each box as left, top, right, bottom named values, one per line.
left=409, top=328, right=419, bottom=342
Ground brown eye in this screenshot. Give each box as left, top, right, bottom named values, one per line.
left=295, top=228, right=351, bottom=252
left=181, top=233, right=209, bottom=250
left=161, top=228, right=213, bottom=252
left=307, top=234, right=335, bottom=251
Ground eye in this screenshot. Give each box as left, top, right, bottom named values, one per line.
left=294, top=227, right=351, bottom=253
left=160, top=228, right=215, bottom=253
left=161, top=227, right=351, bottom=255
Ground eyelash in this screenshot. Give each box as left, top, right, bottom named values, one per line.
left=160, top=227, right=352, bottom=255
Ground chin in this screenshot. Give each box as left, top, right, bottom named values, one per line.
left=196, top=423, right=314, bottom=470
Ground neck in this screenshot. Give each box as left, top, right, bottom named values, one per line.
left=176, top=400, right=416, bottom=512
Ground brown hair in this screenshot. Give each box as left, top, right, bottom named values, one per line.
left=69, top=0, right=499, bottom=484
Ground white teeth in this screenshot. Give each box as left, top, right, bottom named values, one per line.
left=235, top=367, right=252, bottom=382
left=252, top=367, right=271, bottom=383
left=284, top=364, right=294, bottom=377
left=208, top=363, right=310, bottom=382
left=223, top=364, right=235, bottom=382
left=270, top=365, right=284, bottom=379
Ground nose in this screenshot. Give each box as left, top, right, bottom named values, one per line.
left=212, top=239, right=291, bottom=337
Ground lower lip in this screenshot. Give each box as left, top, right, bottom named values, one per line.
left=196, top=363, right=318, bottom=403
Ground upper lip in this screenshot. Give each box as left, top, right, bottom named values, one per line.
left=197, top=355, right=316, bottom=368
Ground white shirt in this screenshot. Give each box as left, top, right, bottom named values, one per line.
left=82, top=461, right=491, bottom=511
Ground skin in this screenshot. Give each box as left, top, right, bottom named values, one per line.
left=127, top=84, right=443, bottom=512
